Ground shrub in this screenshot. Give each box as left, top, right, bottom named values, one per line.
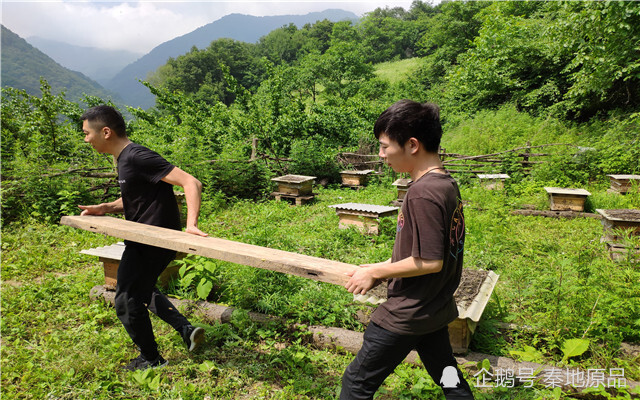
left=288, top=138, right=341, bottom=183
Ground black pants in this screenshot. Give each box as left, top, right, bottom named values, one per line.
left=115, top=241, right=190, bottom=361
left=340, top=322, right=474, bottom=400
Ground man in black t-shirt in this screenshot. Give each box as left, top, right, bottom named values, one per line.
left=341, top=100, right=474, bottom=400
left=78, top=105, right=208, bottom=371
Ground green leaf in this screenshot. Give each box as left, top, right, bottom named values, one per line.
left=196, top=279, right=213, bottom=300
left=509, top=345, right=544, bottom=363
left=561, top=338, right=590, bottom=362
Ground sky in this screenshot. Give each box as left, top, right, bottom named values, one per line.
left=2, top=0, right=416, bottom=54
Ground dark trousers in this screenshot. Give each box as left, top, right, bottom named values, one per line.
left=340, top=322, right=474, bottom=400
left=115, top=241, right=190, bottom=361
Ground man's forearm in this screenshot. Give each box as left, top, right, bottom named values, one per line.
left=183, top=179, right=203, bottom=229
left=368, top=256, right=443, bottom=279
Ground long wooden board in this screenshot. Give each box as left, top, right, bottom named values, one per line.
left=61, top=215, right=357, bottom=286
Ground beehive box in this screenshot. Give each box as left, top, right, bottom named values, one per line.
left=606, top=175, right=640, bottom=195
left=392, top=178, right=412, bottom=200
left=271, top=175, right=316, bottom=196
left=477, top=173, right=510, bottom=190
left=329, top=203, right=399, bottom=235
left=596, top=209, right=640, bottom=262
left=544, top=187, right=591, bottom=212
left=81, top=242, right=183, bottom=290
left=341, top=170, right=375, bottom=188
left=596, top=209, right=640, bottom=241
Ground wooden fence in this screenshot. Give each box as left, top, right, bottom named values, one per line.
left=339, top=143, right=576, bottom=175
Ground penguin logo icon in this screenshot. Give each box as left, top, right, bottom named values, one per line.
left=440, top=366, right=460, bottom=388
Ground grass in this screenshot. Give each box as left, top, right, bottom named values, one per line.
left=2, top=177, right=639, bottom=399
left=374, top=58, right=421, bottom=84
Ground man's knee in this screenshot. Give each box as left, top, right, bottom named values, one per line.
left=115, top=291, right=147, bottom=319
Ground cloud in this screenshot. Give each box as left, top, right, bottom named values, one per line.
left=2, top=1, right=415, bottom=54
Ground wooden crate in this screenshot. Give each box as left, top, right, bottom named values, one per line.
left=271, top=175, right=316, bottom=196
left=329, top=203, right=399, bottom=235
left=606, top=174, right=640, bottom=195
left=81, top=242, right=183, bottom=290
left=596, top=209, right=640, bottom=241
left=341, top=170, right=375, bottom=188
left=596, top=209, right=640, bottom=262
left=271, top=192, right=315, bottom=206
left=544, top=187, right=591, bottom=212
left=604, top=241, right=640, bottom=262
left=477, top=173, right=510, bottom=190
left=392, top=178, right=412, bottom=201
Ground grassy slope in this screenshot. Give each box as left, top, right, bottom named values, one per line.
left=374, top=58, right=421, bottom=84
left=2, top=178, right=639, bottom=399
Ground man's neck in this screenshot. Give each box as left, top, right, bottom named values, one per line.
left=109, top=138, right=133, bottom=161
left=410, top=153, right=444, bottom=181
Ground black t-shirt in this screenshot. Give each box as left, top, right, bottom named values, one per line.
left=117, top=143, right=181, bottom=231
left=371, top=172, right=465, bottom=335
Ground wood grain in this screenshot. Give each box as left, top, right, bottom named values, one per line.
left=61, top=215, right=357, bottom=286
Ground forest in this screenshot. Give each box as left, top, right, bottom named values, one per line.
left=1, top=1, right=639, bottom=399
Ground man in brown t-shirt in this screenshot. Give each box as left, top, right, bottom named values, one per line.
left=340, top=100, right=474, bottom=400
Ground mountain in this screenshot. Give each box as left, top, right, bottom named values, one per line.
left=25, top=36, right=142, bottom=86
left=1, top=25, right=118, bottom=103
left=106, top=9, right=359, bottom=109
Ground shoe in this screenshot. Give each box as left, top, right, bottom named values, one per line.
left=182, top=325, right=205, bottom=352
left=123, top=354, right=168, bottom=371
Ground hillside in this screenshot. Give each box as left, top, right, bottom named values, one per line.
left=1, top=25, right=117, bottom=102
left=106, top=9, right=358, bottom=109
left=26, top=36, right=142, bottom=86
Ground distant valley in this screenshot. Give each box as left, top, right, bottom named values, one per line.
left=26, top=37, right=143, bottom=86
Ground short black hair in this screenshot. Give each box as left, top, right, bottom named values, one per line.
left=81, top=105, right=126, bottom=137
left=373, top=100, right=442, bottom=153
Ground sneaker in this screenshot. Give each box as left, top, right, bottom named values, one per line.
left=182, top=325, right=205, bottom=352
left=123, top=354, right=168, bottom=371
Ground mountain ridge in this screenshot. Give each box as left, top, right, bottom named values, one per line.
left=105, top=9, right=359, bottom=108
left=1, top=25, right=119, bottom=103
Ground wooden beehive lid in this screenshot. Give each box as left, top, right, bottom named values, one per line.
left=329, top=202, right=399, bottom=215
left=340, top=169, right=375, bottom=175
left=477, top=174, right=510, bottom=179
left=456, top=270, right=499, bottom=322
left=392, top=178, right=412, bottom=187
left=354, top=269, right=500, bottom=323
left=606, top=174, right=640, bottom=180
left=544, top=187, right=591, bottom=196
left=596, top=209, right=640, bottom=222
left=271, top=174, right=316, bottom=184
left=80, top=242, right=126, bottom=259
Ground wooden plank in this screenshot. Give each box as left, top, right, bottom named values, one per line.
left=61, top=215, right=357, bottom=286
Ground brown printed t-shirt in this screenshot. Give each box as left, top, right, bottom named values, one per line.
left=371, top=172, right=465, bottom=335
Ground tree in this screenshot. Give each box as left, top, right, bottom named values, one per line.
left=550, top=1, right=640, bottom=119
left=317, top=41, right=375, bottom=102
left=258, top=23, right=306, bottom=65
left=149, top=39, right=262, bottom=106
left=442, top=2, right=565, bottom=114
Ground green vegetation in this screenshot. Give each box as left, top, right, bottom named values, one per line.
left=2, top=183, right=639, bottom=399
left=2, top=1, right=640, bottom=398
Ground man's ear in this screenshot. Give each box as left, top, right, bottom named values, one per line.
left=407, top=137, right=421, bottom=154
left=102, top=127, right=113, bottom=139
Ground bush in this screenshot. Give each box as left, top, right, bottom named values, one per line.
left=199, top=159, right=273, bottom=201
left=288, top=138, right=341, bottom=183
